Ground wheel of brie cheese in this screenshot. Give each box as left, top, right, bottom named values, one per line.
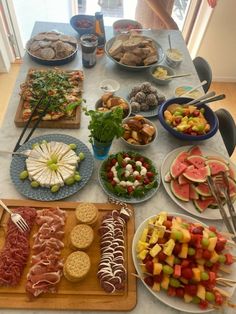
left=25, top=141, right=82, bottom=188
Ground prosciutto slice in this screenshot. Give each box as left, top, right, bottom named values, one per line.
left=26, top=207, right=66, bottom=297
left=0, top=207, right=36, bottom=286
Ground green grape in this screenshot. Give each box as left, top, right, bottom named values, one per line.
left=65, top=177, right=75, bottom=186
left=172, top=229, right=183, bottom=241
left=174, top=257, right=181, bottom=264
left=200, top=108, right=205, bottom=114
left=218, top=255, right=226, bottom=263
left=51, top=184, right=60, bottom=193
left=201, top=238, right=209, bottom=248
left=74, top=174, right=81, bottom=182
left=78, top=152, right=85, bottom=160
left=169, top=278, right=181, bottom=288
left=188, top=247, right=196, bottom=256
left=19, top=170, right=28, bottom=180
left=163, top=265, right=173, bottom=275
left=69, top=143, right=77, bottom=150
left=192, top=296, right=201, bottom=304
left=205, top=291, right=215, bottom=302
left=200, top=272, right=209, bottom=281
left=208, top=231, right=216, bottom=238
left=31, top=181, right=39, bottom=188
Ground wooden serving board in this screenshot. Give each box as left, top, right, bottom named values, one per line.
left=14, top=68, right=82, bottom=129
left=0, top=199, right=137, bottom=311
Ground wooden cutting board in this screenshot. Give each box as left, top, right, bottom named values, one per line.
left=0, top=199, right=137, bottom=311
left=14, top=68, right=82, bottom=129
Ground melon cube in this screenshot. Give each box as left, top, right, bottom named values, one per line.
left=161, top=275, right=170, bottom=290
left=178, top=243, right=188, bottom=258
left=192, top=268, right=201, bottom=282
left=180, top=229, right=191, bottom=243
left=165, top=255, right=175, bottom=267
left=197, top=285, right=206, bottom=300
left=152, top=282, right=161, bottom=292
left=184, top=294, right=193, bottom=303
left=210, top=251, right=219, bottom=263
left=153, top=263, right=163, bottom=275
left=208, top=237, right=218, bottom=251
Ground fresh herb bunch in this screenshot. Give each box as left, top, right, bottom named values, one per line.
left=84, top=106, right=124, bottom=144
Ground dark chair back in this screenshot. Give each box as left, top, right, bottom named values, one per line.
left=215, top=108, right=236, bottom=157
left=193, top=56, right=212, bottom=93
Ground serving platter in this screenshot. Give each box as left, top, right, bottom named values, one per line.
left=161, top=145, right=236, bottom=220
left=14, top=68, right=83, bottom=129
left=132, top=212, right=236, bottom=313
left=0, top=199, right=136, bottom=311
left=10, top=134, right=94, bottom=201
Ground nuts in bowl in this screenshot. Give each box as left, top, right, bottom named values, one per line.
left=95, top=93, right=131, bottom=119
left=121, top=115, right=157, bottom=149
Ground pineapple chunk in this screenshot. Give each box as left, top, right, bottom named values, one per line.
left=149, top=229, right=159, bottom=244
left=152, top=282, right=161, bottom=292
left=136, top=240, right=149, bottom=253
left=140, top=228, right=149, bottom=242
left=203, top=230, right=209, bottom=239
left=208, top=237, right=217, bottom=251
left=210, top=251, right=219, bottom=263
left=157, top=228, right=165, bottom=239
left=161, top=275, right=169, bottom=290
left=153, top=262, right=163, bottom=275
left=155, top=212, right=167, bottom=225
left=180, top=228, right=191, bottom=243
left=196, top=258, right=205, bottom=266
left=184, top=294, right=193, bottom=303
left=192, top=268, right=201, bottom=282
left=163, top=239, right=175, bottom=256
left=137, top=249, right=149, bottom=260
left=178, top=243, right=188, bottom=259
left=150, top=243, right=162, bottom=257
left=165, top=255, right=175, bottom=267
left=197, top=285, right=206, bottom=300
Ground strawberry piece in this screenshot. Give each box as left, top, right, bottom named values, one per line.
left=214, top=291, right=224, bottom=305
left=225, top=253, right=233, bottom=265
left=173, top=265, right=181, bottom=278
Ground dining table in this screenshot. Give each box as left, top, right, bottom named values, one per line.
left=0, top=21, right=234, bottom=314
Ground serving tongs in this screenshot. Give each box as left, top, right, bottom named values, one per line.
left=207, top=176, right=236, bottom=239
left=13, top=97, right=50, bottom=152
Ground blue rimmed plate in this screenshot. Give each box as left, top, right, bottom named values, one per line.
left=10, top=134, right=94, bottom=201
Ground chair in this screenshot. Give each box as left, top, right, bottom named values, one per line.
left=193, top=56, right=212, bottom=93
left=215, top=108, right=236, bottom=157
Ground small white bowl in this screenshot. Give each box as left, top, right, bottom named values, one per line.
left=121, top=116, right=157, bottom=150
left=149, top=65, right=175, bottom=85
left=165, top=48, right=183, bottom=68
left=99, top=79, right=120, bottom=94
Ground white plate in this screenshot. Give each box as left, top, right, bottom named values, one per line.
left=132, top=212, right=236, bottom=313
left=161, top=145, right=236, bottom=220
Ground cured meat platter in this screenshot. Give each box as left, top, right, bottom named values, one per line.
left=14, top=68, right=83, bottom=129
left=0, top=199, right=136, bottom=311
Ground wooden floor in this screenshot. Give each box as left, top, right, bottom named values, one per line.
left=0, top=64, right=235, bottom=162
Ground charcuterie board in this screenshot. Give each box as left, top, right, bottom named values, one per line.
left=0, top=199, right=136, bottom=311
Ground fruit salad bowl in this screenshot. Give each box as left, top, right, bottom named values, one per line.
left=158, top=97, right=218, bottom=141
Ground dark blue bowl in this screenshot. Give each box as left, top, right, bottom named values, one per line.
left=158, top=97, right=219, bottom=141
left=70, top=14, right=95, bottom=37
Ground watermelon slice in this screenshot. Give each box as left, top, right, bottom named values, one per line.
left=178, top=174, right=191, bottom=185
left=188, top=146, right=203, bottom=156
left=228, top=165, right=236, bottom=181
left=183, top=166, right=210, bottom=183
left=175, top=151, right=189, bottom=165
left=186, top=155, right=206, bottom=169
left=206, top=155, right=229, bottom=165
left=164, top=172, right=172, bottom=183
left=189, top=184, right=199, bottom=200
left=195, top=183, right=212, bottom=196
left=170, top=158, right=188, bottom=179
left=170, top=180, right=190, bottom=202
left=206, top=160, right=229, bottom=176
left=193, top=198, right=214, bottom=212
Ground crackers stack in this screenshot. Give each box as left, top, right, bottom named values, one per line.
left=70, top=224, right=94, bottom=250
left=63, top=251, right=91, bottom=282
left=75, top=202, right=98, bottom=226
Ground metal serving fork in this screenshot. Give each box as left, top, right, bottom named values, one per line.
left=0, top=200, right=29, bottom=232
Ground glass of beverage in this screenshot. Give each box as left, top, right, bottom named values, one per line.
left=80, top=34, right=98, bottom=68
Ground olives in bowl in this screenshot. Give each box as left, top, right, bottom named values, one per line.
left=158, top=97, right=218, bottom=141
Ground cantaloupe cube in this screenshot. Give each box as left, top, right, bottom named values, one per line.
left=198, top=265, right=204, bottom=272
left=152, top=282, right=160, bottom=292
left=197, top=284, right=206, bottom=300
left=140, top=228, right=149, bottom=242
left=153, top=263, right=163, bottom=275
left=150, top=243, right=162, bottom=257
left=210, top=251, right=219, bottom=263
left=192, top=268, right=201, bottom=282
left=184, top=294, right=193, bottom=303
left=178, top=243, right=188, bottom=259
left=161, top=275, right=169, bottom=290
left=165, top=255, right=175, bottom=267
left=208, top=237, right=217, bottom=251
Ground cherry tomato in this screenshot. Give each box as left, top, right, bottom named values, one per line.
left=121, top=161, right=127, bottom=168
left=111, top=180, right=116, bottom=186
left=146, top=171, right=154, bottom=178
left=107, top=171, right=114, bottom=179
left=143, top=178, right=150, bottom=185
left=127, top=186, right=134, bottom=194
left=193, top=110, right=200, bottom=117
left=143, top=162, right=150, bottom=169
left=111, top=158, right=117, bottom=165
left=135, top=175, right=142, bottom=181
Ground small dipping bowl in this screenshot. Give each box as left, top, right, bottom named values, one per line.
left=99, top=79, right=120, bottom=94
left=165, top=48, right=183, bottom=68
left=149, top=64, right=175, bottom=85
left=175, top=85, right=203, bottom=99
